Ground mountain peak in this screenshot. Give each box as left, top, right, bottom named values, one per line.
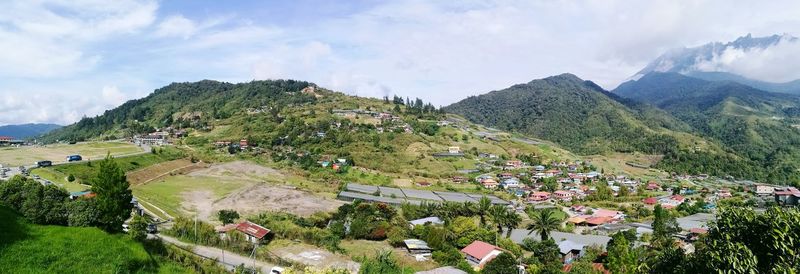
left=633, top=33, right=797, bottom=78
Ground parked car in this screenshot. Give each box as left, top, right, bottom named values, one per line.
left=32, top=175, right=40, bottom=179
left=66, top=155, right=82, bottom=162
left=146, top=224, right=158, bottom=234
left=35, top=160, right=52, bottom=167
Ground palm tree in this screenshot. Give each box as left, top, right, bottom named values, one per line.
left=477, top=196, right=492, bottom=226
left=504, top=210, right=522, bottom=238
left=526, top=209, right=561, bottom=241
left=488, top=205, right=507, bottom=233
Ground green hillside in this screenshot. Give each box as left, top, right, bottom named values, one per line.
left=615, top=72, right=800, bottom=183
left=40, top=80, right=582, bottom=183
left=443, top=73, right=702, bottom=155
left=0, top=206, right=189, bottom=273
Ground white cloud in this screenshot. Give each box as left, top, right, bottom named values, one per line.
left=3, top=0, right=800, bottom=126
left=156, top=15, right=197, bottom=39
left=693, top=37, right=800, bottom=83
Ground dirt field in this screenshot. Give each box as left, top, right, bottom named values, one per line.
left=269, top=241, right=360, bottom=273
left=135, top=161, right=343, bottom=221
left=211, top=184, right=344, bottom=217
left=0, top=142, right=142, bottom=166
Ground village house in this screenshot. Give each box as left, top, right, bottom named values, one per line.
left=133, top=134, right=167, bottom=146
left=553, top=190, right=573, bottom=202
left=642, top=197, right=658, bottom=205
left=461, top=241, right=503, bottom=269
left=660, top=195, right=685, bottom=207
left=715, top=189, right=732, bottom=199
left=755, top=185, right=775, bottom=196
left=528, top=191, right=551, bottom=203
left=481, top=179, right=499, bottom=189
left=216, top=221, right=270, bottom=244
left=505, top=160, right=523, bottom=169
left=501, top=178, right=520, bottom=189
left=404, top=239, right=433, bottom=256
left=646, top=181, right=660, bottom=191
left=774, top=187, right=800, bottom=206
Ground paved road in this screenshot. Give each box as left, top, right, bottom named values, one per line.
left=156, top=234, right=277, bottom=273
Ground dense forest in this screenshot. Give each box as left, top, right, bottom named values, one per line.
left=443, top=74, right=694, bottom=155
left=447, top=73, right=800, bottom=185
left=615, top=72, right=800, bottom=184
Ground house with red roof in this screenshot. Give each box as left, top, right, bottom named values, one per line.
left=216, top=221, right=270, bottom=244
left=646, top=182, right=660, bottom=191
left=642, top=197, right=658, bottom=205
left=774, top=187, right=800, bottom=206
left=481, top=179, right=498, bottom=189
left=461, top=241, right=503, bottom=269
left=554, top=190, right=573, bottom=202
left=528, top=191, right=551, bottom=203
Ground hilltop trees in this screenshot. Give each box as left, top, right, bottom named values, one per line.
left=92, top=154, right=133, bottom=232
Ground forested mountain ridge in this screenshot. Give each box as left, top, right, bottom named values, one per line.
left=41, top=80, right=317, bottom=143
left=0, top=123, right=61, bottom=139
left=614, top=72, right=800, bottom=183
left=443, top=73, right=700, bottom=155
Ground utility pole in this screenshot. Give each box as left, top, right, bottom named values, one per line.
left=194, top=214, right=197, bottom=243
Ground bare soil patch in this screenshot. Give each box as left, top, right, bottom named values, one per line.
left=188, top=161, right=285, bottom=181
left=181, top=190, right=215, bottom=220
left=213, top=184, right=344, bottom=217
left=270, top=243, right=360, bottom=273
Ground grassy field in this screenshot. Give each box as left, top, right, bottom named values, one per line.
left=49, top=147, right=185, bottom=185
left=29, top=168, right=90, bottom=192
left=132, top=174, right=247, bottom=218
left=0, top=141, right=143, bottom=166
left=0, top=206, right=193, bottom=273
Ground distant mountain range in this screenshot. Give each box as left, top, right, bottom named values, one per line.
left=0, top=123, right=61, bottom=139
left=633, top=33, right=800, bottom=94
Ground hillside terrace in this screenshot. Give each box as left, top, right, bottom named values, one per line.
left=337, top=183, right=509, bottom=205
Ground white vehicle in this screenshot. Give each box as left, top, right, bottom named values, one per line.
left=122, top=224, right=130, bottom=233
left=270, top=267, right=285, bottom=274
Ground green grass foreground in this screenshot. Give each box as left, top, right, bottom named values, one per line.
left=0, top=206, right=193, bottom=273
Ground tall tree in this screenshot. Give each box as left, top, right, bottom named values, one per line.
left=482, top=252, right=517, bottom=274
left=92, top=155, right=133, bottom=232
left=651, top=204, right=679, bottom=247
left=526, top=209, right=560, bottom=241
left=477, top=196, right=492, bottom=227
left=504, top=210, right=522, bottom=238
left=606, top=231, right=638, bottom=274
left=489, top=205, right=508, bottom=234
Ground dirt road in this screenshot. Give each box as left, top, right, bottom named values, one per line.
left=156, top=234, right=277, bottom=273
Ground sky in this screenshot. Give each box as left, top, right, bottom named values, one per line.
left=1, top=0, right=800, bottom=126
